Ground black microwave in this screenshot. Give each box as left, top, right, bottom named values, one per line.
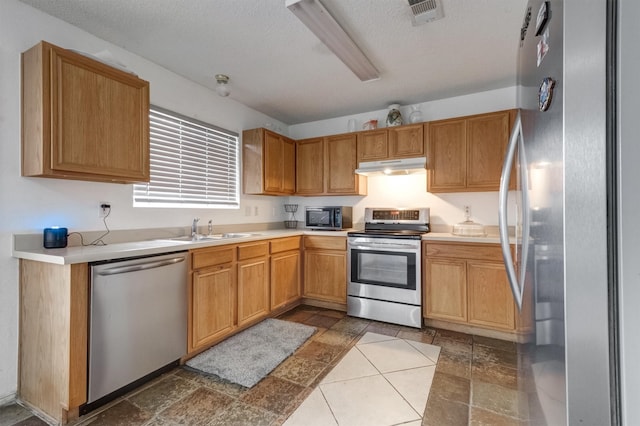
left=305, top=206, right=352, bottom=230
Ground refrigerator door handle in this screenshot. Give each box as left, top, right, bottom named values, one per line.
left=499, top=111, right=524, bottom=310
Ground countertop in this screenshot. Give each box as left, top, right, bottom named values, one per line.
left=13, top=228, right=509, bottom=265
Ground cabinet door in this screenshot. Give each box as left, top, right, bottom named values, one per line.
left=325, top=134, right=364, bottom=194
left=264, top=131, right=284, bottom=193
left=466, top=110, right=512, bottom=190
left=282, top=137, right=296, bottom=194
left=303, top=250, right=347, bottom=303
left=357, top=130, right=388, bottom=162
left=426, top=119, right=467, bottom=192
left=296, top=138, right=324, bottom=194
left=389, top=124, right=424, bottom=158
left=425, top=258, right=467, bottom=322
left=271, top=251, right=301, bottom=310
left=467, top=261, right=515, bottom=330
left=237, top=257, right=270, bottom=327
left=22, top=41, right=150, bottom=183
left=190, top=265, right=236, bottom=351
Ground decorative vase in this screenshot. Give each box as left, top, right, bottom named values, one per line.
left=409, top=105, right=423, bottom=123
left=385, top=104, right=403, bottom=127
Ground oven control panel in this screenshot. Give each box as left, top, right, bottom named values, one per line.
left=365, top=207, right=430, bottom=224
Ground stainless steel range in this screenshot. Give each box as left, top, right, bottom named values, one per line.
left=347, top=207, right=430, bottom=328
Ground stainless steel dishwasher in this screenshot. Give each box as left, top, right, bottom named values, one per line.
left=87, top=251, right=188, bottom=408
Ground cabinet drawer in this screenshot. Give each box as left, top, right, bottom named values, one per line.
left=304, top=236, right=346, bottom=251
left=271, top=236, right=301, bottom=254
left=425, top=242, right=504, bottom=262
left=238, top=242, right=269, bottom=260
left=192, top=245, right=235, bottom=270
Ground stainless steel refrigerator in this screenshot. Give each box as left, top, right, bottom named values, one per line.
left=499, top=0, right=615, bottom=424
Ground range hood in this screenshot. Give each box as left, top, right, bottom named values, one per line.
left=355, top=157, right=427, bottom=176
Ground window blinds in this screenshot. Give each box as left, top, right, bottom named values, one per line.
left=134, top=106, right=239, bottom=208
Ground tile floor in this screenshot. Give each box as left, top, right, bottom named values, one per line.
left=0, top=305, right=536, bottom=426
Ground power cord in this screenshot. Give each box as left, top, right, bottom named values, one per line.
left=67, top=206, right=111, bottom=246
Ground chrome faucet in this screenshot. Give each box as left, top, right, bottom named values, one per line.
left=191, top=217, right=200, bottom=237
left=208, top=219, right=213, bottom=235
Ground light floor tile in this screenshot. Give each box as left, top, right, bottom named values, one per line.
left=320, top=347, right=379, bottom=384
left=402, top=421, right=423, bottom=426
left=384, top=365, right=436, bottom=413
left=358, top=338, right=433, bottom=373
left=320, top=375, right=421, bottom=426
left=356, top=332, right=398, bottom=345
left=282, top=388, right=337, bottom=426
left=406, top=339, right=441, bottom=364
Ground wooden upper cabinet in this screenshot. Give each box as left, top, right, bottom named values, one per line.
left=21, top=41, right=150, bottom=183
left=296, top=134, right=366, bottom=196
left=388, top=123, right=425, bottom=158
left=296, top=137, right=324, bottom=194
left=243, top=128, right=296, bottom=195
left=357, top=129, right=388, bottom=162
left=426, top=109, right=516, bottom=193
left=325, top=134, right=365, bottom=194
left=356, top=124, right=425, bottom=163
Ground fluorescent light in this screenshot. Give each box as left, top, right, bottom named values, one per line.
left=286, top=0, right=380, bottom=82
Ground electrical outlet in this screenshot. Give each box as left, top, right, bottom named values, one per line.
left=99, top=202, right=111, bottom=218
left=254, top=206, right=259, bottom=216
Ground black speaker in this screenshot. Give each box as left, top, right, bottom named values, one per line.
left=43, top=227, right=68, bottom=249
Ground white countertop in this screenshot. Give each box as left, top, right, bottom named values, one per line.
left=13, top=227, right=510, bottom=265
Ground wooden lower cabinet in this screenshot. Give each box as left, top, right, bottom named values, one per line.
left=189, top=245, right=237, bottom=353
left=303, top=236, right=347, bottom=305
left=270, top=237, right=302, bottom=310
left=237, top=242, right=270, bottom=327
left=424, top=241, right=519, bottom=333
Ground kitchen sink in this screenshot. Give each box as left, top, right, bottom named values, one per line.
left=155, top=233, right=258, bottom=243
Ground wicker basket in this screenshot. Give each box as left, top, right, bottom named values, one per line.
left=284, top=220, right=298, bottom=229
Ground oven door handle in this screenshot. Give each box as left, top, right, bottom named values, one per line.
left=349, top=243, right=419, bottom=251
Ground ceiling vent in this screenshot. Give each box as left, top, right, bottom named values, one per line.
left=408, top=0, right=444, bottom=26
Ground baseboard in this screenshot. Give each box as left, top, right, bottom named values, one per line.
left=301, top=298, right=347, bottom=312
left=424, top=318, right=532, bottom=343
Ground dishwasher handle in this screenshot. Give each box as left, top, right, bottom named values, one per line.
left=96, top=256, right=186, bottom=276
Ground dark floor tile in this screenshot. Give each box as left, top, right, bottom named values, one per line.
left=294, top=341, right=344, bottom=364
left=429, top=372, right=470, bottom=404
left=175, top=368, right=247, bottom=398
left=473, top=335, right=517, bottom=353
left=157, top=387, right=233, bottom=425
left=473, top=345, right=518, bottom=367
left=472, top=361, right=518, bottom=389
left=240, top=376, right=306, bottom=415
left=303, top=314, right=340, bottom=329
left=82, top=400, right=153, bottom=426
left=329, top=316, right=370, bottom=336
left=422, top=396, right=469, bottom=426
left=208, top=401, right=277, bottom=426
left=363, top=322, right=401, bottom=337
left=435, top=349, right=472, bottom=379
left=470, top=406, right=526, bottom=426
left=433, top=336, right=473, bottom=355
left=271, top=355, right=328, bottom=387
left=397, top=329, right=435, bottom=344
left=471, top=381, right=530, bottom=420
left=277, top=309, right=316, bottom=324
left=312, top=329, right=356, bottom=347
left=435, top=329, right=474, bottom=345
left=314, top=309, right=346, bottom=319
left=128, top=373, right=199, bottom=414
left=0, top=403, right=33, bottom=425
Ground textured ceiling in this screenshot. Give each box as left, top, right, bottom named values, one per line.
left=19, top=0, right=527, bottom=124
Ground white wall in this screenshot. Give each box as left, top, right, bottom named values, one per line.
left=0, top=0, right=289, bottom=401
left=288, top=88, right=517, bottom=228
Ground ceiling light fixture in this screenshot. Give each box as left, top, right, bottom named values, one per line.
left=286, top=0, right=380, bottom=82
left=215, top=74, right=230, bottom=97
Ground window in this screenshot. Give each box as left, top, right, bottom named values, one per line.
left=134, top=106, right=239, bottom=208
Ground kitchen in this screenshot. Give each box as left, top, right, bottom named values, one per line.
left=0, top=0, right=638, bottom=425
